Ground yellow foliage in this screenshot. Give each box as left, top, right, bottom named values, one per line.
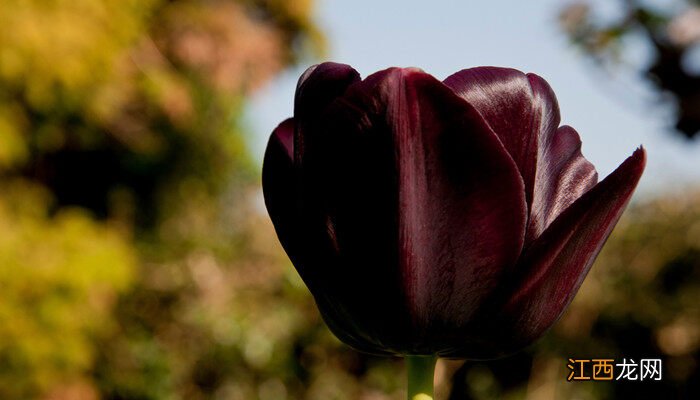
left=0, top=0, right=326, bottom=398
left=0, top=181, right=136, bottom=399
left=0, top=0, right=159, bottom=109
left=0, top=105, right=29, bottom=169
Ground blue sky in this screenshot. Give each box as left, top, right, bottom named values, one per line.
left=245, top=0, right=700, bottom=198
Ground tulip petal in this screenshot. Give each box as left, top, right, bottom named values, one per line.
left=527, top=125, right=598, bottom=244
left=444, top=69, right=599, bottom=245
left=263, top=118, right=394, bottom=355
left=444, top=67, right=554, bottom=205
left=262, top=118, right=295, bottom=251
left=297, top=67, right=527, bottom=353
left=494, top=147, right=646, bottom=352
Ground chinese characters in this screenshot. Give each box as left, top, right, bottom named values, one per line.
left=567, top=358, right=662, bottom=381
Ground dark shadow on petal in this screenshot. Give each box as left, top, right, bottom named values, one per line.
left=304, top=68, right=527, bottom=353
left=262, top=118, right=297, bottom=265
left=294, top=62, right=361, bottom=165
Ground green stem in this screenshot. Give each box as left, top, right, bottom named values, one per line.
left=406, top=355, right=436, bottom=400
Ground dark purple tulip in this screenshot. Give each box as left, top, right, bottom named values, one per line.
left=262, top=62, right=645, bottom=359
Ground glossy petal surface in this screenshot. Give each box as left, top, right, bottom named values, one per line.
left=444, top=68, right=598, bottom=246
left=527, top=125, right=598, bottom=244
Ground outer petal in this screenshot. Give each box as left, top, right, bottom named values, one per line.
left=444, top=69, right=598, bottom=245
left=462, top=147, right=646, bottom=359
left=262, top=119, right=295, bottom=256
left=300, top=67, right=527, bottom=354
left=262, top=118, right=388, bottom=354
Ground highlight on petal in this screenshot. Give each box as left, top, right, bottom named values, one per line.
left=497, top=147, right=646, bottom=349
left=444, top=68, right=601, bottom=249
left=443, top=68, right=560, bottom=205
left=526, top=125, right=598, bottom=245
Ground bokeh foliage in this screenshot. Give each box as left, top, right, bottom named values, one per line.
left=0, top=181, right=135, bottom=399
left=0, top=0, right=324, bottom=398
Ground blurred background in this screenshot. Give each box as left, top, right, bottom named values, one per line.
left=0, top=0, right=699, bottom=399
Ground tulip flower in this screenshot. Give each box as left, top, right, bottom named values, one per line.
left=262, top=62, right=645, bottom=399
